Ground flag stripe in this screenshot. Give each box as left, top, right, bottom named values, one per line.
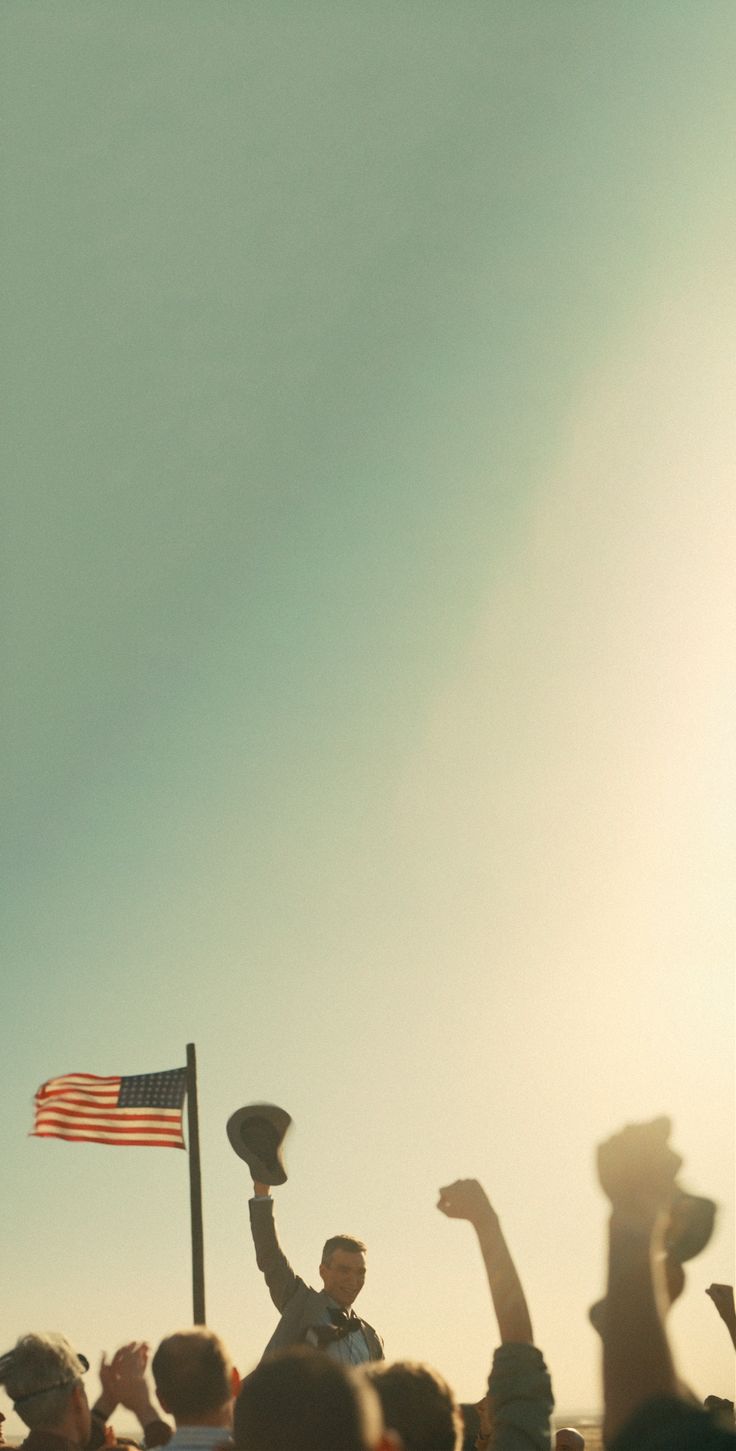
left=40, top=1075, right=122, bottom=1087
left=33, top=1121, right=184, bottom=1142
left=34, top=1114, right=182, bottom=1135
left=34, top=1127, right=186, bottom=1148
left=39, top=1090, right=121, bottom=1105
left=34, top=1104, right=182, bottom=1123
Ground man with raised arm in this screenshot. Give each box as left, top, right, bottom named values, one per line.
left=227, top=1101, right=383, bottom=1363
left=249, top=1177, right=384, bottom=1363
left=437, top=1179, right=553, bottom=1451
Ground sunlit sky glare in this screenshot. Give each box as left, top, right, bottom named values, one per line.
left=3, top=1, right=735, bottom=1431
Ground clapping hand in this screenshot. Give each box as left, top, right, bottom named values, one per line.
left=99, top=1343, right=153, bottom=1422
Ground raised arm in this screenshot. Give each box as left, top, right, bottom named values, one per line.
left=438, top=1179, right=552, bottom=1451
left=249, top=1179, right=303, bottom=1312
left=596, top=1117, right=681, bottom=1443
left=437, top=1179, right=533, bottom=1344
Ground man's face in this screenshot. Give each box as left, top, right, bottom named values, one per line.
left=319, top=1249, right=367, bottom=1308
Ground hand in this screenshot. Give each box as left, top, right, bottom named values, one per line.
left=97, top=1344, right=142, bottom=1418
left=113, top=1342, right=153, bottom=1415
left=437, top=1179, right=497, bottom=1226
left=706, top=1284, right=736, bottom=1324
left=98, top=1351, right=123, bottom=1417
left=597, top=1117, right=681, bottom=1227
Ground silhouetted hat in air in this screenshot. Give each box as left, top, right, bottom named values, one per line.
left=227, top=1102, right=291, bottom=1185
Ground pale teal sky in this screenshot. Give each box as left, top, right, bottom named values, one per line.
left=3, top=1, right=735, bottom=1427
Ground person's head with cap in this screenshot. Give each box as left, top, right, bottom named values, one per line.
left=152, top=1330, right=239, bottom=1428
left=233, top=1346, right=388, bottom=1451
left=0, top=1334, right=91, bottom=1442
left=555, top=1429, right=585, bottom=1451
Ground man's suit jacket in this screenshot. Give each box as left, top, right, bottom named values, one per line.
left=249, top=1197, right=384, bottom=1360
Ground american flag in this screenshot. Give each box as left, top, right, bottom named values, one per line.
left=32, top=1069, right=188, bottom=1148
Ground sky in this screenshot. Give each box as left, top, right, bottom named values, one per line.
left=2, top=0, right=735, bottom=1430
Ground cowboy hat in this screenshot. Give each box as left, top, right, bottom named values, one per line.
left=226, top=1103, right=291, bottom=1185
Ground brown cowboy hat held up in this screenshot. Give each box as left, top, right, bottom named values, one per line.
left=226, top=1102, right=291, bottom=1185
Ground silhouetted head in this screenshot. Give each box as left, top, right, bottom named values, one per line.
left=152, top=1329, right=238, bottom=1426
left=363, top=1360, right=462, bottom=1451
left=234, top=1346, right=384, bottom=1451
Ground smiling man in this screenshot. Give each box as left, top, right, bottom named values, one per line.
left=249, top=1179, right=384, bottom=1364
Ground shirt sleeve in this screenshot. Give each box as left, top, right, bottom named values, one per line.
left=248, top=1195, right=303, bottom=1312
left=487, top=1343, right=554, bottom=1451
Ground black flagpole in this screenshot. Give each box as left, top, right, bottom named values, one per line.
left=186, top=1042, right=206, bottom=1323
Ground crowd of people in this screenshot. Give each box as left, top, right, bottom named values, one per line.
left=2, top=1116, right=734, bottom=1451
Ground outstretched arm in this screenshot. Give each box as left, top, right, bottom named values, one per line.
left=438, top=1180, right=551, bottom=1451
left=596, top=1117, right=681, bottom=1443
left=706, top=1284, right=736, bottom=1352
left=249, top=1178, right=302, bottom=1311
left=438, top=1179, right=533, bottom=1344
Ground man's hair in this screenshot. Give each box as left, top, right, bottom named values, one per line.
left=321, top=1234, right=367, bottom=1264
left=0, top=1334, right=86, bottom=1431
left=152, top=1330, right=232, bottom=1421
left=233, top=1346, right=382, bottom=1451
left=364, top=1361, right=461, bottom=1451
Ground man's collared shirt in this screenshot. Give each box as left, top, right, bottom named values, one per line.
left=305, top=1296, right=372, bottom=1366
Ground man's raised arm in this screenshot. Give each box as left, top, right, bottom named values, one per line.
left=249, top=1179, right=302, bottom=1312
left=437, top=1179, right=533, bottom=1344
left=596, top=1117, right=681, bottom=1443
left=438, top=1179, right=552, bottom=1451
